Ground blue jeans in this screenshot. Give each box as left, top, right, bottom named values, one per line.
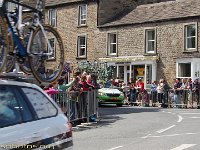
left=174, top=94, right=181, bottom=106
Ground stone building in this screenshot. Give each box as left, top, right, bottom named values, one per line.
left=45, top=0, right=200, bottom=88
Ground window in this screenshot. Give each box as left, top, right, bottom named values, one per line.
left=0, top=86, right=32, bottom=128
left=146, top=65, right=152, bottom=84
left=48, top=38, right=55, bottom=60
left=108, top=33, right=117, bottom=55
left=49, top=9, right=57, bottom=27
left=22, top=88, right=57, bottom=119
left=119, top=66, right=124, bottom=80
left=78, top=5, right=87, bottom=26
left=7, top=2, right=17, bottom=11
left=145, top=29, right=156, bottom=53
left=178, top=63, right=191, bottom=77
left=185, top=24, right=197, bottom=50
left=77, top=35, right=86, bottom=57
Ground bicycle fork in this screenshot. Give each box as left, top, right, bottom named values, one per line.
left=27, top=21, right=53, bottom=57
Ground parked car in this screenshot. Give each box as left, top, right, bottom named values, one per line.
left=98, top=82, right=125, bottom=107
left=0, top=79, right=73, bottom=150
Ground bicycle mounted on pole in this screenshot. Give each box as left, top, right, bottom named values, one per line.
left=0, top=0, right=64, bottom=83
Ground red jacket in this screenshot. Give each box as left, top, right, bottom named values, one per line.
left=137, top=81, right=144, bottom=92
left=80, top=81, right=91, bottom=91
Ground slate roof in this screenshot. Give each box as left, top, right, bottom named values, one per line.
left=101, top=0, right=200, bottom=27
left=46, top=0, right=84, bottom=7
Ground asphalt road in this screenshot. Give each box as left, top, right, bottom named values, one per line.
left=73, top=105, right=200, bottom=150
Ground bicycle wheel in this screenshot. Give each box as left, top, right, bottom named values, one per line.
left=0, top=16, right=8, bottom=73
left=6, top=15, right=33, bottom=73
left=19, top=15, right=35, bottom=74
left=28, top=24, right=64, bottom=83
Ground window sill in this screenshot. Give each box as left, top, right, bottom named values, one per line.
left=143, top=53, right=157, bottom=56
left=76, top=57, right=87, bottom=59
left=183, top=50, right=198, bottom=53
left=106, top=55, right=117, bottom=57
left=47, top=58, right=56, bottom=61
left=77, top=25, right=88, bottom=28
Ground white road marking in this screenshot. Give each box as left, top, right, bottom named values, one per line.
left=180, top=113, right=200, bottom=115
left=157, top=125, right=176, bottom=133
left=144, top=132, right=199, bottom=138
left=186, top=133, right=196, bottom=135
left=190, top=116, right=200, bottom=119
left=177, top=115, right=183, bottom=123
left=141, top=134, right=152, bottom=139
left=170, top=144, right=196, bottom=150
left=147, top=134, right=180, bottom=138
left=108, top=146, right=123, bottom=150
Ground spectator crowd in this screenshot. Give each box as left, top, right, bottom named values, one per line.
left=107, top=77, right=200, bottom=108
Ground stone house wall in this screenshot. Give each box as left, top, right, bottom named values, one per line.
left=97, top=18, right=200, bottom=85
left=45, top=1, right=99, bottom=68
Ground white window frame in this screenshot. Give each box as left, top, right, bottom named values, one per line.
left=145, top=28, right=156, bottom=54
left=49, top=9, right=57, bottom=27
left=177, top=62, right=191, bottom=78
left=77, top=35, right=87, bottom=58
left=184, top=23, right=197, bottom=51
left=78, top=5, right=87, bottom=26
left=7, top=2, right=17, bottom=11
left=107, top=33, right=117, bottom=56
left=48, top=38, right=56, bottom=60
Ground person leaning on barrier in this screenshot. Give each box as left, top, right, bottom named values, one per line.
left=173, top=78, right=182, bottom=108
left=67, top=77, right=83, bottom=120
left=186, top=78, right=193, bottom=108
left=87, top=74, right=100, bottom=89
left=136, top=78, right=144, bottom=104
left=150, top=81, right=157, bottom=107
left=68, top=77, right=83, bottom=99
left=58, top=77, right=75, bottom=92
left=57, top=77, right=76, bottom=114
left=162, top=79, right=171, bottom=108
left=181, top=78, right=188, bottom=108
left=192, top=78, right=200, bottom=108
left=44, top=82, right=59, bottom=95
left=80, top=76, right=94, bottom=91
left=157, top=79, right=164, bottom=107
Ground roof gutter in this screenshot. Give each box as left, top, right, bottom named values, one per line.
left=98, top=15, right=200, bottom=28
left=46, top=0, right=97, bottom=8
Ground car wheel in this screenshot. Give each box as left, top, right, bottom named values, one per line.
left=117, top=104, right=123, bottom=107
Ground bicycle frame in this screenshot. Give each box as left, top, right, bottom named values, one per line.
left=2, top=0, right=53, bottom=59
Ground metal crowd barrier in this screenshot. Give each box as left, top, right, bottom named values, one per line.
left=149, top=89, right=200, bottom=108
left=50, top=90, right=99, bottom=123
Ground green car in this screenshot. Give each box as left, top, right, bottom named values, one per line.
left=98, top=85, right=125, bottom=107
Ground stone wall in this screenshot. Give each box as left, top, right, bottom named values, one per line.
left=45, top=1, right=99, bottom=68
left=2, top=0, right=198, bottom=85
left=97, top=18, right=200, bottom=85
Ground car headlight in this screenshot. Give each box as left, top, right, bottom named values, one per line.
left=98, top=92, right=107, bottom=96
left=120, top=92, right=124, bottom=97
